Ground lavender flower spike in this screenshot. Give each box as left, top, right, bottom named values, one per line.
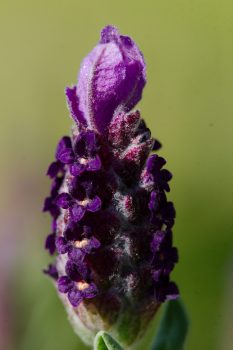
left=43, top=25, right=179, bottom=348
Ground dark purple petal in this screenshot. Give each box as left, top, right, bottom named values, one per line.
left=73, top=131, right=87, bottom=156
left=56, top=236, right=70, bottom=254
left=76, top=261, right=89, bottom=279
left=160, top=169, right=172, bottom=182
left=43, top=197, right=60, bottom=217
left=58, top=149, right=75, bottom=164
left=43, top=197, right=53, bottom=212
left=70, top=203, right=86, bottom=222
left=152, top=269, right=162, bottom=282
left=46, top=161, right=63, bottom=178
left=45, top=233, right=56, bottom=255
left=76, top=25, right=146, bottom=134
left=146, top=154, right=166, bottom=174
left=148, top=191, right=159, bottom=212
left=87, top=196, right=101, bottom=212
left=55, top=136, right=74, bottom=164
left=85, top=130, right=99, bottom=155
left=51, top=218, right=57, bottom=232
left=68, top=247, right=85, bottom=262
left=162, top=182, right=170, bottom=193
left=82, top=225, right=92, bottom=238
left=43, top=264, right=58, bottom=280
left=56, top=193, right=72, bottom=209
left=165, top=282, right=179, bottom=301
left=161, top=202, right=176, bottom=228
left=74, top=175, right=97, bottom=198
left=152, top=139, right=162, bottom=151
left=57, top=276, right=74, bottom=293
left=56, top=136, right=72, bottom=161
left=65, top=86, right=87, bottom=126
left=87, top=155, right=101, bottom=172
left=82, top=282, right=98, bottom=299
left=64, top=222, right=83, bottom=241
left=50, top=176, right=64, bottom=197
left=170, top=247, right=179, bottom=264
left=65, top=260, right=85, bottom=281
left=70, top=162, right=85, bottom=176
left=68, top=287, right=83, bottom=307
left=151, top=231, right=166, bottom=253
left=88, top=236, right=101, bottom=251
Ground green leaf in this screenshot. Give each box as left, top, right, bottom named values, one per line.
left=94, top=331, right=124, bottom=350
left=151, top=299, right=189, bottom=350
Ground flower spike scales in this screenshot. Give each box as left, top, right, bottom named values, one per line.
left=43, top=25, right=179, bottom=347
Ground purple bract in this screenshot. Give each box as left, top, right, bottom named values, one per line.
left=43, top=25, right=179, bottom=347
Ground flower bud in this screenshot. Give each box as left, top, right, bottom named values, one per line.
left=43, top=26, right=179, bottom=348
left=66, top=25, right=146, bottom=134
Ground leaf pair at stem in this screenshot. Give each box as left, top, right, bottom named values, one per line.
left=94, top=299, right=188, bottom=350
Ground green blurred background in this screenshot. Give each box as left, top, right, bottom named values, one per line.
left=0, top=0, right=232, bottom=349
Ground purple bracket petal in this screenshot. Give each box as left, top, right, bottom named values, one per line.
left=65, top=86, right=87, bottom=126
left=76, top=25, right=146, bottom=134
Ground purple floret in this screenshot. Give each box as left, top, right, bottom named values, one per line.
left=58, top=275, right=98, bottom=307
left=65, top=86, right=87, bottom=127
left=56, top=234, right=100, bottom=263
left=56, top=192, right=101, bottom=222
left=56, top=131, right=102, bottom=176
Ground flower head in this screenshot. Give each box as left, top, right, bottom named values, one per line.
left=43, top=25, right=179, bottom=347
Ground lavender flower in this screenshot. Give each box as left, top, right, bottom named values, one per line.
left=43, top=25, right=179, bottom=347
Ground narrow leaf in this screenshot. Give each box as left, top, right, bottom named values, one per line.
left=94, top=331, right=124, bottom=350
left=151, top=299, right=188, bottom=350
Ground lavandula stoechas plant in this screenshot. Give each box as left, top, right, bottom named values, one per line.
left=43, top=26, right=179, bottom=348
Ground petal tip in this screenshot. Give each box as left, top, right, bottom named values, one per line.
left=100, top=25, right=119, bottom=44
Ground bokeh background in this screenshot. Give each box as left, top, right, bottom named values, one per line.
left=0, top=1, right=232, bottom=349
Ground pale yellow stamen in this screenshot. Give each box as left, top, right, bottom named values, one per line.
left=77, top=281, right=89, bottom=291
left=74, top=239, right=89, bottom=249
left=79, top=158, right=88, bottom=165
left=79, top=199, right=90, bottom=206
